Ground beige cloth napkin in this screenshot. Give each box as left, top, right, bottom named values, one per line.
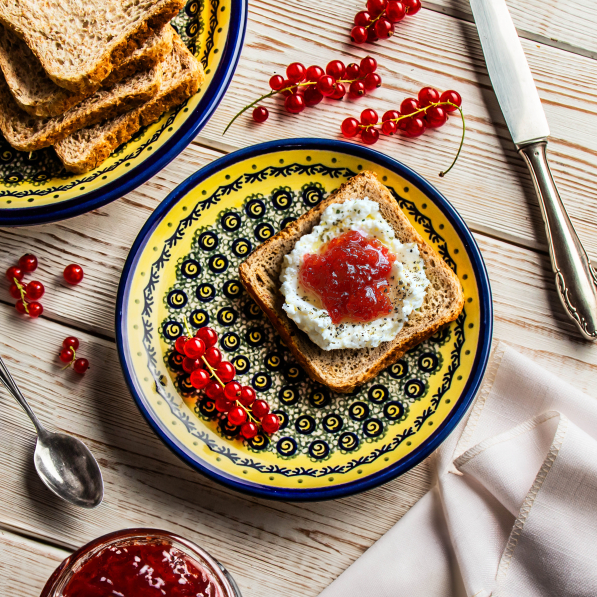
left=319, top=345, right=597, bottom=597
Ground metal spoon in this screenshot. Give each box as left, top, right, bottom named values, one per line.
left=0, top=354, right=103, bottom=508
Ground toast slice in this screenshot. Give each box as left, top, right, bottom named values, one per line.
left=0, top=24, right=173, bottom=118
left=0, top=0, right=184, bottom=93
left=55, top=35, right=204, bottom=174
left=239, top=172, right=465, bottom=394
left=0, top=62, right=163, bottom=152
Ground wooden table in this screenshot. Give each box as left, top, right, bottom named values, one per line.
left=2, top=1, right=597, bottom=594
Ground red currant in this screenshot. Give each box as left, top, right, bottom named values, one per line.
left=6, top=266, right=24, bottom=282
left=196, top=327, right=218, bottom=348
left=418, top=86, right=440, bottom=107
left=306, top=65, right=324, bottom=81
left=381, top=120, right=398, bottom=135
left=174, top=336, right=188, bottom=354
left=182, top=357, right=202, bottom=373
left=184, top=337, right=205, bottom=359
left=215, top=395, right=233, bottom=413
left=364, top=72, right=382, bottom=91
left=404, top=116, right=426, bottom=137
left=349, top=80, right=366, bottom=98
left=216, top=361, right=236, bottom=383
left=361, top=127, right=380, bottom=145
left=404, top=0, right=421, bottom=14
left=28, top=302, right=43, bottom=318
left=261, top=413, right=280, bottom=434
left=360, top=56, right=378, bottom=75
left=400, top=97, right=420, bottom=115
left=204, top=346, right=222, bottom=367
left=375, top=18, right=394, bottom=38
left=206, top=380, right=224, bottom=399
left=425, top=105, right=448, bottom=128
left=285, top=94, right=306, bottom=114
left=304, top=87, right=323, bottom=107
left=73, top=358, right=89, bottom=374
left=9, top=283, right=21, bottom=299
left=341, top=117, right=360, bottom=138
left=63, top=336, right=79, bottom=350
left=286, top=62, right=306, bottom=83
left=354, top=10, right=372, bottom=26
left=326, top=60, right=346, bottom=80
left=351, top=25, right=368, bottom=43
left=18, top=254, right=37, bottom=272
left=224, top=381, right=242, bottom=400
left=367, top=0, right=388, bottom=16
left=59, top=347, right=74, bottom=363
left=252, top=399, right=270, bottom=419
left=252, top=106, right=269, bottom=123
left=331, top=82, right=346, bottom=100
left=240, top=421, right=258, bottom=439
left=63, top=264, right=84, bottom=285
left=346, top=63, right=361, bottom=79
left=228, top=406, right=247, bottom=426
left=15, top=300, right=27, bottom=314
left=238, top=386, right=257, bottom=407
left=317, top=75, right=336, bottom=97
left=386, top=0, right=406, bottom=21
left=367, top=27, right=379, bottom=43
left=190, top=368, right=210, bottom=389
left=440, top=90, right=462, bottom=112
left=269, top=74, right=284, bottom=90
left=26, top=280, right=44, bottom=300
left=361, top=108, right=379, bottom=125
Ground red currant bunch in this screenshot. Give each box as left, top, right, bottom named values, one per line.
left=351, top=0, right=421, bottom=44
left=172, top=326, right=280, bottom=439
left=341, top=88, right=464, bottom=176
left=59, top=336, right=89, bottom=374
left=225, top=58, right=382, bottom=132
left=6, top=253, right=44, bottom=318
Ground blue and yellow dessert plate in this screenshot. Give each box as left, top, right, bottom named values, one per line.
left=116, top=139, right=493, bottom=500
left=0, top=0, right=247, bottom=226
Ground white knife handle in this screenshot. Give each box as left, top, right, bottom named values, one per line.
left=519, top=141, right=597, bottom=339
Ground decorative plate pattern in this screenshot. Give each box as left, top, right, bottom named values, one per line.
left=0, top=0, right=247, bottom=226
left=116, top=139, right=493, bottom=500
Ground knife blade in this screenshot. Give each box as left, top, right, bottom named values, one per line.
left=469, top=0, right=597, bottom=339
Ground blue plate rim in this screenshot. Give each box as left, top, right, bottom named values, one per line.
left=116, top=138, right=494, bottom=501
left=0, top=0, right=248, bottom=227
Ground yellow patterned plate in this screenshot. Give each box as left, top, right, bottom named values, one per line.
left=0, top=0, right=247, bottom=226
left=116, top=139, right=493, bottom=500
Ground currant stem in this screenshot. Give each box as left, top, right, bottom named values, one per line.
left=223, top=89, right=278, bottom=135
left=439, top=103, right=465, bottom=178
left=13, top=277, right=28, bottom=314
left=61, top=348, right=77, bottom=370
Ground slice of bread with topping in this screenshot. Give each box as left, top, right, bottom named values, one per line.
left=239, top=171, right=465, bottom=393
left=54, top=34, right=204, bottom=174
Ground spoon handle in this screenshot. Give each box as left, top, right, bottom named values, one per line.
left=0, top=354, right=44, bottom=434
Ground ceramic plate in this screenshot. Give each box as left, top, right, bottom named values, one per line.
left=0, top=0, right=247, bottom=226
left=116, top=139, right=493, bottom=500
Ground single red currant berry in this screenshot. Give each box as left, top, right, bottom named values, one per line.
left=381, top=120, right=398, bottom=135
left=238, top=385, right=257, bottom=407
left=63, top=264, right=84, bottom=285
left=330, top=82, right=346, bottom=100
left=354, top=10, right=372, bottom=26
left=224, top=380, right=242, bottom=400
left=364, top=72, right=382, bottom=91
left=345, top=63, right=361, bottom=79
left=9, top=283, right=21, bottom=299
left=73, top=358, right=89, bottom=374
left=261, top=413, right=281, bottom=434
left=367, top=27, right=379, bottom=43
left=216, top=361, right=236, bottom=383
left=375, top=18, right=394, bottom=38
left=228, top=406, right=247, bottom=426
left=326, top=60, right=346, bottom=80
left=404, top=116, right=426, bottom=137
left=317, top=75, right=336, bottom=97
left=15, top=300, right=27, bottom=314
left=285, top=94, right=306, bottom=114
left=361, top=108, right=379, bottom=125
left=359, top=56, right=378, bottom=75
left=184, top=337, right=206, bottom=359
left=286, top=62, right=306, bottom=83
left=269, top=74, right=285, bottom=90
left=28, top=302, right=43, bottom=318
left=383, top=110, right=400, bottom=121
left=215, top=395, right=233, bottom=413
left=425, top=105, right=448, bottom=128
left=26, top=280, right=44, bottom=301
left=6, top=266, right=24, bottom=282
left=205, top=380, right=224, bottom=399
left=305, top=65, right=324, bottom=81
left=240, top=421, right=258, bottom=439
left=174, top=336, right=188, bottom=354
left=252, top=106, right=269, bottom=123
left=386, top=0, right=406, bottom=21
left=351, top=26, right=368, bottom=44
left=252, top=399, right=270, bottom=419
left=190, top=368, right=210, bottom=389
left=400, top=97, right=420, bottom=115
left=349, top=80, right=366, bottom=98
left=341, top=117, right=360, bottom=138
left=367, top=0, right=388, bottom=16
left=59, top=347, right=74, bottom=363
left=196, top=327, right=218, bottom=347
left=361, top=126, right=380, bottom=145
left=182, top=357, right=202, bottom=373
left=18, top=253, right=38, bottom=272
left=404, top=0, right=421, bottom=14
left=63, top=336, right=79, bottom=350
left=204, top=346, right=222, bottom=367
left=418, top=86, right=440, bottom=107
left=440, top=90, right=462, bottom=112
left=304, top=86, right=324, bottom=107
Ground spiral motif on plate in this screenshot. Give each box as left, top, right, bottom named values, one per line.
left=246, top=327, right=265, bottom=347
left=383, top=401, right=405, bottom=421
left=231, top=238, right=252, bottom=258
left=254, top=222, right=274, bottom=242
left=208, top=254, right=228, bottom=274
left=162, top=320, right=183, bottom=340
left=363, top=418, right=384, bottom=438
left=368, top=384, right=389, bottom=404
left=221, top=332, right=241, bottom=353
left=198, top=230, right=218, bottom=251
left=278, top=386, right=300, bottom=406
left=387, top=359, right=408, bottom=379
left=181, top=259, right=201, bottom=279
left=284, top=362, right=305, bottom=384
left=309, top=388, right=330, bottom=408
left=322, top=414, right=343, bottom=434
left=196, top=283, right=216, bottom=302
left=418, top=352, right=439, bottom=373
left=249, top=433, right=269, bottom=450
left=264, top=352, right=283, bottom=372
left=252, top=372, right=272, bottom=392
left=245, top=198, right=265, bottom=219
left=308, top=440, right=330, bottom=460
left=221, top=211, right=242, bottom=232
left=223, top=279, right=242, bottom=299
left=189, top=308, right=209, bottom=328
left=280, top=216, right=297, bottom=230
left=349, top=401, right=370, bottom=421
left=338, top=432, right=359, bottom=452
left=302, top=184, right=324, bottom=207
left=231, top=354, right=250, bottom=373
left=217, top=307, right=238, bottom=326
left=271, top=188, right=293, bottom=210
left=295, top=415, right=316, bottom=435
left=404, top=379, right=426, bottom=399
left=276, top=436, right=298, bottom=456
left=243, top=301, right=262, bottom=320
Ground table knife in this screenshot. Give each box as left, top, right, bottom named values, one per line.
left=469, top=0, right=597, bottom=339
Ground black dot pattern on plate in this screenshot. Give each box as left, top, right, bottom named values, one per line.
left=160, top=184, right=450, bottom=458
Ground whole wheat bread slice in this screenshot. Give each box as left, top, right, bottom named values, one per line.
left=0, top=24, right=173, bottom=118
left=239, top=171, right=465, bottom=393
left=0, top=0, right=184, bottom=93
left=55, top=35, right=204, bottom=174
left=0, top=62, right=162, bottom=152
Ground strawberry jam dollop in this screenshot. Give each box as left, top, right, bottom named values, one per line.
left=299, top=230, right=397, bottom=324
left=62, top=541, right=223, bottom=597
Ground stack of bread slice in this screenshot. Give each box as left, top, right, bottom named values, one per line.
left=0, top=0, right=205, bottom=173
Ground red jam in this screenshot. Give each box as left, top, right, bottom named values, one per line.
left=62, top=541, right=223, bottom=597
left=299, top=230, right=396, bottom=324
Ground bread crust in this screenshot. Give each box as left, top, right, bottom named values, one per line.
left=239, top=171, right=465, bottom=393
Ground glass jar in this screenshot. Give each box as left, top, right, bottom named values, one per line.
left=40, top=528, right=242, bottom=597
